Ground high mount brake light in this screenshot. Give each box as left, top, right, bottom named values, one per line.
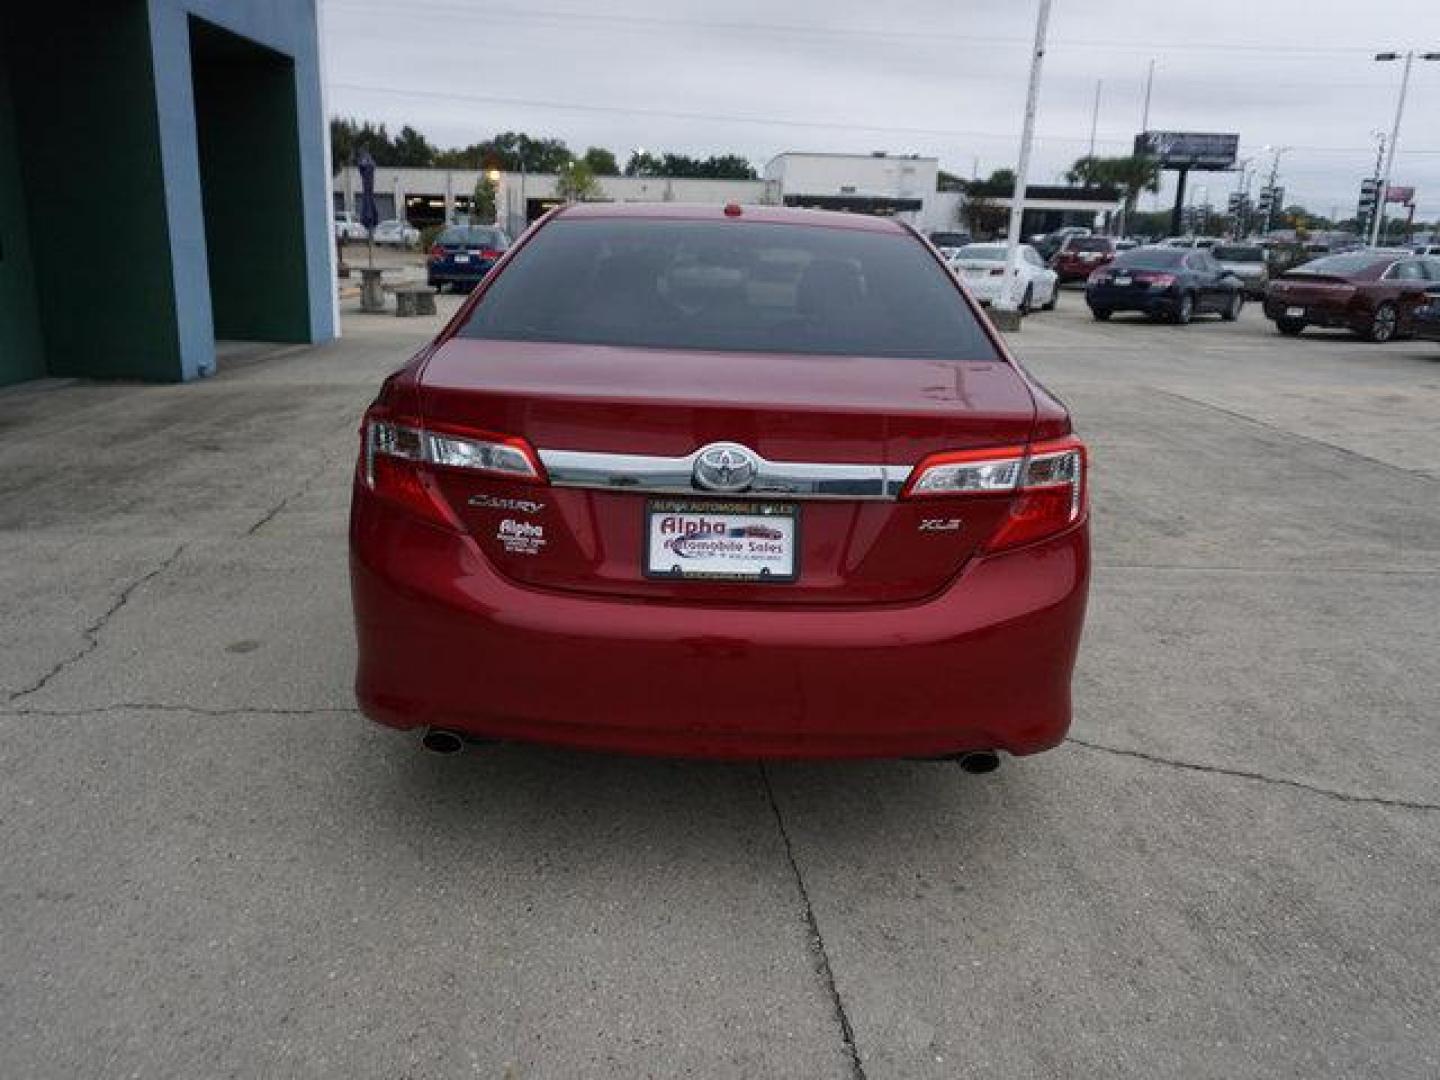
left=903, top=436, right=1087, bottom=552
left=361, top=413, right=546, bottom=527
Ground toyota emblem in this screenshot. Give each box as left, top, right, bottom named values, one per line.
left=693, top=443, right=759, bottom=493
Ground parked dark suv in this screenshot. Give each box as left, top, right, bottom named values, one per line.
left=427, top=226, right=512, bottom=291
left=1085, top=246, right=1245, bottom=323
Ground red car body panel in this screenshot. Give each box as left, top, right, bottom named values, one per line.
left=1052, top=239, right=1117, bottom=283
left=349, top=203, right=1090, bottom=760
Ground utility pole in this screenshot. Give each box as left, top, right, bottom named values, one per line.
left=996, top=0, right=1053, bottom=316
left=1087, top=79, right=1102, bottom=158
left=1370, top=50, right=1439, bottom=246
left=1263, top=146, right=1289, bottom=235
left=1141, top=59, right=1155, bottom=132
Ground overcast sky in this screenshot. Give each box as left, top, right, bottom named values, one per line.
left=323, top=0, right=1440, bottom=220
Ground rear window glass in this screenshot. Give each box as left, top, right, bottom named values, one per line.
left=1112, top=248, right=1187, bottom=270
left=439, top=227, right=508, bottom=247
left=456, top=218, right=1001, bottom=360
left=929, top=232, right=971, bottom=247
left=1066, top=238, right=1113, bottom=252
left=954, top=245, right=1005, bottom=262
left=1214, top=246, right=1263, bottom=261
left=1292, top=253, right=1386, bottom=276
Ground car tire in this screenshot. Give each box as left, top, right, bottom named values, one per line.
left=1090, top=307, right=1112, bottom=322
left=1174, top=292, right=1195, bottom=325
left=1042, top=283, right=1058, bottom=311
left=1019, top=285, right=1034, bottom=315
left=1276, top=318, right=1305, bottom=336
left=1364, top=302, right=1398, bottom=343
left=1221, top=292, right=1243, bottom=321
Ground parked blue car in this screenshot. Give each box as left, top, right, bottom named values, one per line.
left=1086, top=246, right=1246, bottom=324
left=1413, top=284, right=1440, bottom=344
left=427, top=226, right=511, bottom=292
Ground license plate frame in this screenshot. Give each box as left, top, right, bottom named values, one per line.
left=644, top=499, right=800, bottom=583
left=453, top=253, right=472, bottom=264
left=1285, top=305, right=1305, bottom=318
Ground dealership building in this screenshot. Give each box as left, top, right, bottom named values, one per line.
left=0, top=0, right=335, bottom=388
left=335, top=150, right=1123, bottom=245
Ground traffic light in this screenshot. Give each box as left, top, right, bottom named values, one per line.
left=1357, top=176, right=1381, bottom=232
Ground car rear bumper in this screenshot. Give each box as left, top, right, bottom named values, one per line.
left=350, top=496, right=1090, bottom=760
left=427, top=263, right=496, bottom=285
left=1086, top=285, right=1179, bottom=315
left=1262, top=297, right=1360, bottom=329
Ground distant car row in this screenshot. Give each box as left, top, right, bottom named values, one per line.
left=333, top=211, right=420, bottom=247
left=1072, top=243, right=1440, bottom=340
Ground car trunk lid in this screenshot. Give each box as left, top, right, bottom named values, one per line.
left=415, top=339, right=1038, bottom=605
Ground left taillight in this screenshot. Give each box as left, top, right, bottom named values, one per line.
left=359, top=410, right=546, bottom=528
left=902, top=435, right=1087, bottom=552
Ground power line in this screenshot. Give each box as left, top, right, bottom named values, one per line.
left=327, top=80, right=1440, bottom=157
left=324, top=0, right=1378, bottom=57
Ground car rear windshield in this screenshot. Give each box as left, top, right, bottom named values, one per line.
left=1290, top=253, right=1388, bottom=276
left=1214, top=246, right=1264, bottom=261
left=1066, top=238, right=1113, bottom=252
left=1111, top=248, right=1187, bottom=270
left=456, top=218, right=1001, bottom=360
left=439, top=227, right=507, bottom=247
left=954, top=245, right=1005, bottom=262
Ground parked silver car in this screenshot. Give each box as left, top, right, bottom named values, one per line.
left=372, top=219, right=420, bottom=248
left=1212, top=243, right=1269, bottom=299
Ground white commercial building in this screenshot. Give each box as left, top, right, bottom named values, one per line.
left=333, top=152, right=1119, bottom=240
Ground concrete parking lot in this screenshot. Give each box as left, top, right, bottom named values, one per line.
left=2, top=295, right=1438, bottom=1078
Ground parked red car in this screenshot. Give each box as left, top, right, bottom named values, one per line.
left=350, top=204, right=1090, bottom=763
left=1051, top=236, right=1117, bottom=283
left=1263, top=251, right=1440, bottom=341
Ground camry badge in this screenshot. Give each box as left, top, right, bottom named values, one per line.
left=693, top=443, right=760, bottom=493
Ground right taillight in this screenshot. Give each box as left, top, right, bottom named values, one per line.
left=359, top=409, right=546, bottom=528
left=903, top=436, right=1087, bottom=552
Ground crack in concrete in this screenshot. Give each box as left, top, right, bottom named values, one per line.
left=760, top=764, right=867, bottom=1080
left=245, top=458, right=338, bottom=537
left=1, top=703, right=359, bottom=718
left=7, top=545, right=187, bottom=704
left=1066, top=736, right=1440, bottom=812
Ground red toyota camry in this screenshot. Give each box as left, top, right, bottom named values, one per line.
left=350, top=204, right=1090, bottom=764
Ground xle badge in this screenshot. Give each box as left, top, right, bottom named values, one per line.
left=919, top=518, right=963, bottom=533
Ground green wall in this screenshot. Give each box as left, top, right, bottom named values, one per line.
left=190, top=17, right=309, bottom=343
left=0, top=54, right=44, bottom=386
left=4, top=1, right=183, bottom=381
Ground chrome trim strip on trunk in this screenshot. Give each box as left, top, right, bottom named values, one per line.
left=537, top=447, right=911, bottom=500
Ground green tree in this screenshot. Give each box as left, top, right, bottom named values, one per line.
left=1064, top=154, right=1161, bottom=230
left=472, top=172, right=499, bottom=222
left=582, top=147, right=620, bottom=176
left=555, top=159, right=602, bottom=202
left=987, top=167, right=1017, bottom=189
left=391, top=125, right=436, bottom=167
left=625, top=150, right=663, bottom=177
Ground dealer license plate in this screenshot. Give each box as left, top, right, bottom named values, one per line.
left=453, top=254, right=471, bottom=263
left=1285, top=306, right=1304, bottom=318
left=645, top=500, right=799, bottom=582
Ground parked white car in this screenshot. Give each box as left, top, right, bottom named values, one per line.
left=334, top=210, right=367, bottom=242
left=372, top=219, right=420, bottom=247
left=948, top=242, right=1059, bottom=313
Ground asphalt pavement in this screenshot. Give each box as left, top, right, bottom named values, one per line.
left=2, top=291, right=1438, bottom=1078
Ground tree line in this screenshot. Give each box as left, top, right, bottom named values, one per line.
left=330, top=119, right=758, bottom=180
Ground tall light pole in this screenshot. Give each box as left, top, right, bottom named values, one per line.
left=1369, top=51, right=1440, bottom=247
left=996, top=0, right=1053, bottom=315
left=1087, top=79, right=1103, bottom=159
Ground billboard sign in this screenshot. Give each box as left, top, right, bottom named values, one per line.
left=1385, top=185, right=1415, bottom=204
left=1134, top=131, right=1240, bottom=170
